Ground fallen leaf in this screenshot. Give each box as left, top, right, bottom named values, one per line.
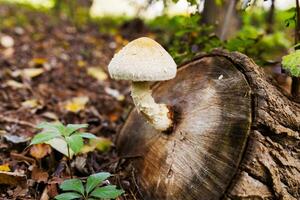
left=77, top=60, right=86, bottom=68
left=0, top=163, right=10, bottom=172
left=11, top=68, right=44, bottom=79
left=87, top=67, right=107, bottom=81
left=0, top=35, right=14, bottom=48
left=105, top=87, right=125, bottom=101
left=31, top=166, right=49, bottom=183
left=2, top=47, right=14, bottom=58
left=5, top=80, right=25, bottom=89
left=109, top=113, right=119, bottom=122
left=30, top=58, right=47, bottom=66
left=80, top=137, right=112, bottom=154
left=46, top=138, right=74, bottom=158
left=42, top=112, right=59, bottom=120
left=22, top=68, right=44, bottom=78
left=30, top=144, right=52, bottom=159
left=0, top=171, right=26, bottom=186
left=3, top=134, right=30, bottom=144
left=64, top=96, right=89, bottom=113
left=21, top=99, right=39, bottom=109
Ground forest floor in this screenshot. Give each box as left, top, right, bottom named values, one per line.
left=0, top=3, right=146, bottom=200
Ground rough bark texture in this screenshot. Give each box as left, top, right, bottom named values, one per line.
left=118, top=50, right=300, bottom=199
left=208, top=50, right=300, bottom=200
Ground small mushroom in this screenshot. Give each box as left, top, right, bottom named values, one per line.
left=108, top=37, right=177, bottom=131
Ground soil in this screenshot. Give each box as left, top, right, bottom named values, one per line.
left=0, top=3, right=142, bottom=200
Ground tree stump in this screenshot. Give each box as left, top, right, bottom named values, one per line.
left=117, top=50, right=300, bottom=200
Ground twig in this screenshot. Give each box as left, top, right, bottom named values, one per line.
left=131, top=169, right=144, bottom=200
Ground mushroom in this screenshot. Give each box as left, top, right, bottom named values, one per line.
left=117, top=55, right=252, bottom=199
left=108, top=37, right=177, bottom=131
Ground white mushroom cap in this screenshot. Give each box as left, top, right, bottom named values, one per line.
left=108, top=37, right=177, bottom=81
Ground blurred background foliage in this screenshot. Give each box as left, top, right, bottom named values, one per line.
left=0, top=0, right=298, bottom=69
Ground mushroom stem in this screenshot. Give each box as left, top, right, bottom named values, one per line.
left=131, top=82, right=172, bottom=131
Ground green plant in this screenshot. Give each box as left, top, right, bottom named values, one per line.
left=55, top=172, right=124, bottom=200
left=30, top=121, right=96, bottom=177
left=282, top=50, right=300, bottom=77
left=31, top=122, right=96, bottom=157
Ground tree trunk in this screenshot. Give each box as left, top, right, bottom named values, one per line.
left=202, top=0, right=240, bottom=40
left=117, top=50, right=300, bottom=199
left=212, top=50, right=300, bottom=200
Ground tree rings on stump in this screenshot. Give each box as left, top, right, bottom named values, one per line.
left=117, top=56, right=252, bottom=200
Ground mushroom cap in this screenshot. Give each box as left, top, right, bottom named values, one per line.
left=108, top=37, right=177, bottom=81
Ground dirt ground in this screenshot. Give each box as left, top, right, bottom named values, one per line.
left=0, top=4, right=145, bottom=200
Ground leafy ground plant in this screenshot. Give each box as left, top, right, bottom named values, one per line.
left=30, top=122, right=96, bottom=158
left=55, top=172, right=124, bottom=200
left=30, top=122, right=96, bottom=177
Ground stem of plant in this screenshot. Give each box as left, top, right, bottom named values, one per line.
left=67, top=143, right=73, bottom=179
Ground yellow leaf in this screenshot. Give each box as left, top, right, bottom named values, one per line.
left=0, top=164, right=10, bottom=172
left=87, top=67, right=107, bottom=81
left=77, top=60, right=86, bottom=68
left=80, top=137, right=112, bottom=154
left=30, top=58, right=47, bottom=66
left=64, top=96, right=89, bottom=113
left=22, top=68, right=44, bottom=78
left=5, top=80, right=24, bottom=89
left=21, top=99, right=39, bottom=108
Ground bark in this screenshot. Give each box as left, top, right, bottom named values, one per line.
left=202, top=0, right=240, bottom=40
left=117, top=50, right=300, bottom=199
left=209, top=50, right=300, bottom=200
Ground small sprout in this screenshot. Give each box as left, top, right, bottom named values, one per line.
left=55, top=172, right=124, bottom=200
left=30, top=121, right=96, bottom=159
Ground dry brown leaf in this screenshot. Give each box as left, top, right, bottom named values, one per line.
left=31, top=166, right=49, bottom=183
left=0, top=171, right=26, bottom=186
left=30, top=144, right=52, bottom=159
left=5, top=80, right=25, bottom=89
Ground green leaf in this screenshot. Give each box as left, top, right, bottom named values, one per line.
left=46, top=137, right=74, bottom=158
left=60, top=179, right=85, bottom=195
left=282, top=50, right=300, bottom=77
left=30, top=132, right=60, bottom=145
left=74, top=132, right=96, bottom=139
left=90, top=185, right=124, bottom=199
left=66, top=135, right=84, bottom=154
left=86, top=172, right=111, bottom=194
left=55, top=192, right=82, bottom=200
left=36, top=121, right=67, bottom=136
left=65, top=124, right=88, bottom=136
